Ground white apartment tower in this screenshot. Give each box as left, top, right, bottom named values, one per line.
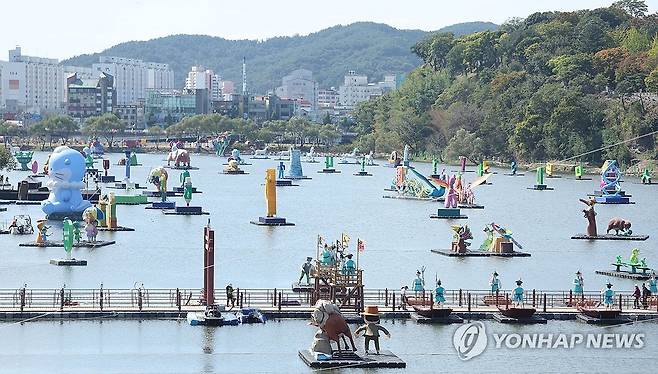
left=147, top=62, right=174, bottom=90
left=4, top=47, right=64, bottom=113
left=93, top=57, right=147, bottom=106
left=185, top=66, right=221, bottom=101
left=93, top=56, right=173, bottom=105
left=275, top=69, right=318, bottom=110
left=338, top=70, right=384, bottom=108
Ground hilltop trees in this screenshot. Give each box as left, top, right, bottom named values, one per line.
left=351, top=1, right=658, bottom=164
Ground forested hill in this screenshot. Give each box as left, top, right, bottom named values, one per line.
left=62, top=21, right=497, bottom=92
left=352, top=1, right=658, bottom=165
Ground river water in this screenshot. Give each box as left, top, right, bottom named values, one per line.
left=1, top=151, right=658, bottom=372
left=1, top=151, right=656, bottom=291
left=0, top=319, right=655, bottom=373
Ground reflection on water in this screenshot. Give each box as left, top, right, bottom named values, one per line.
left=0, top=151, right=656, bottom=293
left=0, top=319, right=655, bottom=373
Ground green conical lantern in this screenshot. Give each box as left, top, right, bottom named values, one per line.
left=62, top=219, right=74, bottom=259
left=361, top=157, right=366, bottom=173
left=536, top=166, right=545, bottom=185
left=432, top=158, right=439, bottom=175
left=575, top=163, right=583, bottom=179
left=325, top=156, right=333, bottom=169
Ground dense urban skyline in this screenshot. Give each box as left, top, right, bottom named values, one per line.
left=2, top=0, right=653, bottom=61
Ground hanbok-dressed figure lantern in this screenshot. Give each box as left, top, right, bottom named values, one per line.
left=413, top=267, right=425, bottom=291
left=602, top=283, right=615, bottom=308
left=573, top=271, right=584, bottom=295
left=183, top=177, right=193, bottom=206
left=434, top=279, right=446, bottom=305
left=513, top=280, right=524, bottom=305
left=490, top=271, right=501, bottom=293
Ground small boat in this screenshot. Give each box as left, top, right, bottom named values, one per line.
left=578, top=306, right=621, bottom=319
left=482, top=295, right=511, bottom=306
left=412, top=305, right=453, bottom=319
left=187, top=306, right=239, bottom=326
left=236, top=308, right=267, bottom=324
left=498, top=307, right=536, bottom=319
left=405, top=296, right=433, bottom=307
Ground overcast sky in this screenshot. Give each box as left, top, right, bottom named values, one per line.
left=1, top=0, right=654, bottom=61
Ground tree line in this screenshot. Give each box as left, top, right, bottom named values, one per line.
left=352, top=0, right=658, bottom=166
left=0, top=112, right=340, bottom=152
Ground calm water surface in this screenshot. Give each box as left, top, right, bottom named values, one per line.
left=1, top=151, right=656, bottom=291
left=1, top=151, right=658, bottom=373
left=0, top=319, right=656, bottom=373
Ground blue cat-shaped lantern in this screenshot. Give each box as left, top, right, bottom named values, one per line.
left=41, top=146, right=92, bottom=217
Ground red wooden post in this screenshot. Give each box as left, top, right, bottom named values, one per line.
left=204, top=224, right=215, bottom=307
left=619, top=294, right=622, bottom=311
left=176, top=288, right=181, bottom=311
left=532, top=289, right=536, bottom=307
left=138, top=288, right=143, bottom=311
left=273, top=288, right=277, bottom=307
left=543, top=293, right=547, bottom=312
left=384, top=288, right=388, bottom=307
left=392, top=291, right=396, bottom=311
left=459, top=289, right=462, bottom=306
left=99, top=284, right=104, bottom=311
left=467, top=292, right=471, bottom=312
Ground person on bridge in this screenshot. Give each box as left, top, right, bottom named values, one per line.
left=299, top=257, right=314, bottom=284
left=225, top=284, right=236, bottom=308
left=633, top=285, right=641, bottom=309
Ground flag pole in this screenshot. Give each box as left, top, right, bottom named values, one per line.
left=356, top=238, right=360, bottom=270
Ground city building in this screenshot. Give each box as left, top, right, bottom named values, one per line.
left=2, top=47, right=64, bottom=113
left=144, top=89, right=203, bottom=126
left=275, top=69, right=318, bottom=110
left=93, top=56, right=173, bottom=106
left=146, top=62, right=174, bottom=90
left=337, top=71, right=383, bottom=108
left=185, top=66, right=221, bottom=101
left=378, top=74, right=398, bottom=92
left=220, top=81, right=235, bottom=95
left=63, top=66, right=95, bottom=80
left=317, top=88, right=339, bottom=109
left=113, top=103, right=145, bottom=129
left=0, top=59, right=27, bottom=113
left=66, top=72, right=115, bottom=119
left=265, top=95, right=297, bottom=121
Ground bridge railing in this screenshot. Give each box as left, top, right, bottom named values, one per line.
left=0, top=287, right=655, bottom=313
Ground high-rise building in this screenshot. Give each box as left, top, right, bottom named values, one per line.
left=146, top=62, right=174, bottom=90
left=275, top=69, right=318, bottom=110
left=338, top=71, right=384, bottom=108
left=0, top=59, right=27, bottom=113
left=93, top=56, right=173, bottom=106
left=3, top=47, right=64, bottom=113
left=66, top=72, right=115, bottom=119
left=318, top=88, right=339, bottom=109
left=93, top=57, right=146, bottom=106
left=184, top=66, right=221, bottom=101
